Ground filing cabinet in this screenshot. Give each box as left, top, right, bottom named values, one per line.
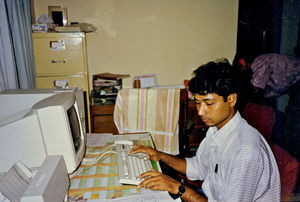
left=33, top=32, right=91, bottom=132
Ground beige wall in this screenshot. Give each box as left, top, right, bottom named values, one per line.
left=33, top=0, right=238, bottom=88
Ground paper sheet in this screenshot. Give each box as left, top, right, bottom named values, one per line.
left=86, top=133, right=113, bottom=146
left=132, top=74, right=157, bottom=88
left=85, top=189, right=180, bottom=202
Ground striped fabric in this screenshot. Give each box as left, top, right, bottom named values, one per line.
left=113, top=88, right=180, bottom=155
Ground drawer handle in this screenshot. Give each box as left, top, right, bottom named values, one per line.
left=51, top=59, right=67, bottom=63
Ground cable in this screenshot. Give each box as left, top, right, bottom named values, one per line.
left=83, top=143, right=116, bottom=163
left=95, top=151, right=116, bottom=162
left=71, top=151, right=117, bottom=178
left=82, top=150, right=116, bottom=164
left=86, top=144, right=115, bottom=155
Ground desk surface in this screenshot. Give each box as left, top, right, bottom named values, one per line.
left=68, top=133, right=176, bottom=201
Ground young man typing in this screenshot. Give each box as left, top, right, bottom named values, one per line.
left=130, top=60, right=280, bottom=201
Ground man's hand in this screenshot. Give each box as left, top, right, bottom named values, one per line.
left=139, top=170, right=208, bottom=202
left=138, top=170, right=180, bottom=194
left=130, top=145, right=162, bottom=161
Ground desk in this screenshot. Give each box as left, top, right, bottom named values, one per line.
left=68, top=133, right=179, bottom=201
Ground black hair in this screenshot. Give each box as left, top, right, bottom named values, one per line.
left=188, top=59, right=243, bottom=108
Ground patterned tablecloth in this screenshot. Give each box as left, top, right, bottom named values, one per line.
left=68, top=133, right=161, bottom=201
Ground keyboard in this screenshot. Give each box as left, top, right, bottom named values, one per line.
left=115, top=141, right=158, bottom=185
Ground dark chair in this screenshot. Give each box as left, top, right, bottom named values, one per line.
left=242, top=103, right=300, bottom=201
left=178, top=89, right=195, bottom=157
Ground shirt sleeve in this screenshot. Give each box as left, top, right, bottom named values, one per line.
left=185, top=139, right=207, bottom=181
left=222, top=155, right=265, bottom=201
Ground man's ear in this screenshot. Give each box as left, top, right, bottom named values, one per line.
left=227, top=93, right=237, bottom=107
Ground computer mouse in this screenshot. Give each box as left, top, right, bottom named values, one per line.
left=114, top=139, right=133, bottom=145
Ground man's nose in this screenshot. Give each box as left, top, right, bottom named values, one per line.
left=197, top=105, right=206, bottom=116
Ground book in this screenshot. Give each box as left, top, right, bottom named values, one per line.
left=93, top=79, right=119, bottom=87
left=93, top=73, right=130, bottom=81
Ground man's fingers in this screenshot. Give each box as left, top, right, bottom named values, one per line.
left=138, top=171, right=161, bottom=188
left=143, top=179, right=161, bottom=190
left=132, top=145, right=144, bottom=150
left=130, top=145, right=145, bottom=154
left=140, top=170, right=159, bottom=179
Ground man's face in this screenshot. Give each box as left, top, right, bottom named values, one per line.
left=194, top=93, right=236, bottom=130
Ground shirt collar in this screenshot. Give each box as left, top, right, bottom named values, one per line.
left=206, top=111, right=242, bottom=148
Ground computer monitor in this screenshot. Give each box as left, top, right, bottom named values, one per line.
left=0, top=90, right=86, bottom=174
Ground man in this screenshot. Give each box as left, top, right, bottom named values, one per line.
left=130, top=60, right=280, bottom=201
left=250, top=53, right=300, bottom=160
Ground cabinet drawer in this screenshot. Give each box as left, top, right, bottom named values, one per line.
left=36, top=75, right=88, bottom=91
left=92, top=115, right=118, bottom=134
left=90, top=104, right=115, bottom=115
left=33, top=36, right=86, bottom=75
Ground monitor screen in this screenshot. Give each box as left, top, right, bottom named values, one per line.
left=67, top=105, right=81, bottom=152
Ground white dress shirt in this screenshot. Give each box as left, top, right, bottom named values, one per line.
left=186, top=112, right=280, bottom=202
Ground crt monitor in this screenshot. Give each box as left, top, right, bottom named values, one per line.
left=0, top=91, right=86, bottom=174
